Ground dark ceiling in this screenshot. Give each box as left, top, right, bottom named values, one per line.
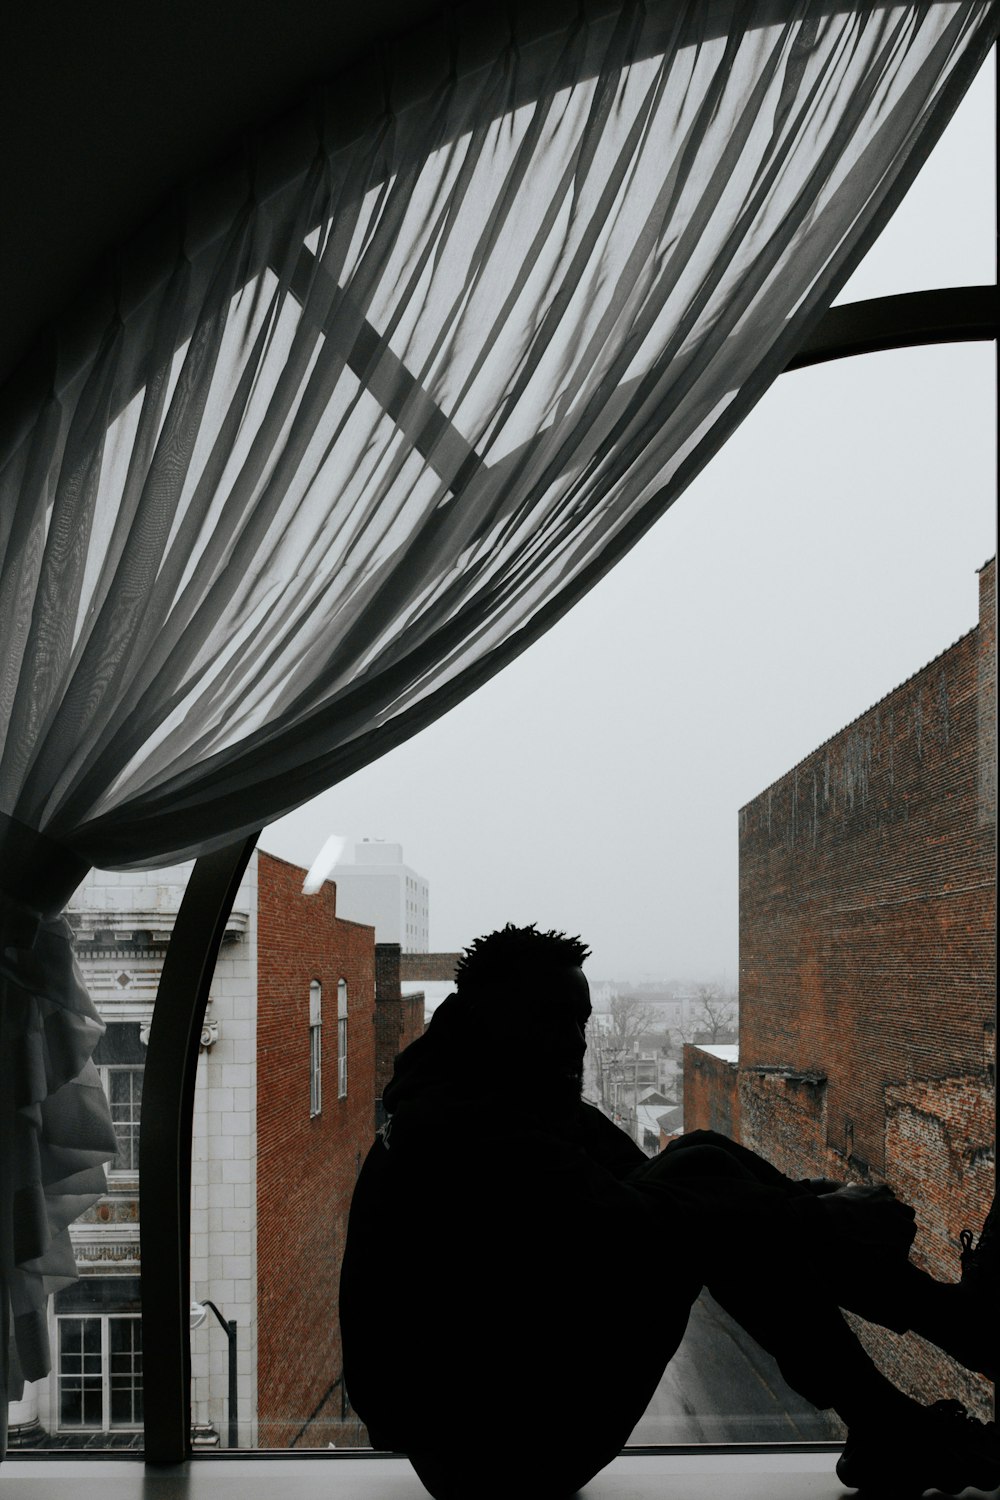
left=0, top=1, right=447, bottom=392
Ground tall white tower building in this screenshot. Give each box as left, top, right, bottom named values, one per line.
left=332, top=840, right=430, bottom=951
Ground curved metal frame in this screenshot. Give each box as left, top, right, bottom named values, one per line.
left=785, top=285, right=999, bottom=370
left=140, top=834, right=259, bottom=1464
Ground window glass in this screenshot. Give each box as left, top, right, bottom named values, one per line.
left=51, top=1288, right=143, bottom=1446
left=57, top=1318, right=103, bottom=1430
left=5, top=40, right=994, bottom=1463
left=105, top=1066, right=143, bottom=1173
left=310, top=981, right=323, bottom=1117
left=262, top=333, right=995, bottom=1447
left=108, top=1318, right=144, bottom=1429
left=55, top=1314, right=144, bottom=1435
left=338, top=981, right=349, bottom=1100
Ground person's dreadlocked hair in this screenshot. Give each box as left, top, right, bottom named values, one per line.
left=455, top=923, right=590, bottom=996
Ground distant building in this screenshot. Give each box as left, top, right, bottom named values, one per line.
left=588, top=984, right=728, bottom=1047
left=636, top=1089, right=676, bottom=1155
left=727, top=556, right=995, bottom=1419
left=656, top=1105, right=684, bottom=1150
left=331, top=841, right=430, bottom=952
left=10, top=850, right=423, bottom=1451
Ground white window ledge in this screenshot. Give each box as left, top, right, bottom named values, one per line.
left=0, top=1450, right=859, bottom=1499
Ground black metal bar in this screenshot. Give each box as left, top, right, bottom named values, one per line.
left=140, top=834, right=259, bottom=1464
left=783, top=285, right=999, bottom=371
left=199, top=1300, right=239, bottom=1448
left=227, top=1319, right=239, bottom=1450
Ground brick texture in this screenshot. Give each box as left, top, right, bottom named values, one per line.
left=374, top=944, right=425, bottom=1106
left=735, top=559, right=995, bottom=1418
left=683, top=1045, right=741, bottom=1139
left=255, top=851, right=377, bottom=1448
left=399, top=952, right=461, bottom=982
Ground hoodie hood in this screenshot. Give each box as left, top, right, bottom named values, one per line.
left=382, top=991, right=480, bottom=1116
left=381, top=988, right=587, bottom=1136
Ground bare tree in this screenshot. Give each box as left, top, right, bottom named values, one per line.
left=589, top=994, right=661, bottom=1130
left=688, top=982, right=738, bottom=1044
left=606, top=992, right=658, bottom=1054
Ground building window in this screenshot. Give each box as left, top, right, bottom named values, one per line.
left=92, top=1024, right=146, bottom=1179
left=58, top=1315, right=143, bottom=1431
left=309, top=980, right=322, bottom=1117
left=99, top=1065, right=143, bottom=1174
left=338, top=979, right=348, bottom=1098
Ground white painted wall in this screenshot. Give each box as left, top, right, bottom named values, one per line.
left=42, top=858, right=259, bottom=1449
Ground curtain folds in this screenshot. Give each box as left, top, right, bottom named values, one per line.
left=1, top=0, right=997, bottom=1444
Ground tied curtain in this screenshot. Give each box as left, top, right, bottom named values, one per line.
left=1, top=0, right=997, bottom=1445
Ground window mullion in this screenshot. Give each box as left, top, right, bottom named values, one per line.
left=140, top=834, right=259, bottom=1464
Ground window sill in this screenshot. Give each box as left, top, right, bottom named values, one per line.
left=0, top=1449, right=856, bottom=1499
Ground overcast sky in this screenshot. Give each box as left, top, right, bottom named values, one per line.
left=260, top=53, right=997, bottom=984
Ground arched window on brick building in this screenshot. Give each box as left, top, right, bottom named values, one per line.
left=338, top=981, right=349, bottom=1100
left=309, top=981, right=322, bottom=1118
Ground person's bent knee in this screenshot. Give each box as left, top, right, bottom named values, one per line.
left=643, top=1140, right=748, bottom=1186
left=665, top=1128, right=733, bottom=1154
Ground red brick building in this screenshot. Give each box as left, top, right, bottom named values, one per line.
left=735, top=558, right=995, bottom=1416
left=682, top=1043, right=740, bottom=1141
left=374, top=943, right=429, bottom=1118
left=256, top=851, right=379, bottom=1447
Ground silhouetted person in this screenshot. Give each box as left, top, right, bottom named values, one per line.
left=340, top=924, right=998, bottom=1498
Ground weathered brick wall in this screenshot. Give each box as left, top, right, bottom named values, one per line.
left=738, top=1067, right=994, bottom=1418
left=256, top=852, right=377, bottom=1447
left=736, top=1067, right=829, bottom=1178
left=374, top=943, right=402, bottom=1106
left=374, top=943, right=426, bottom=1105
left=738, top=559, right=995, bottom=1418
left=399, top=951, right=461, bottom=982
left=400, top=994, right=425, bottom=1054
left=683, top=1045, right=741, bottom=1139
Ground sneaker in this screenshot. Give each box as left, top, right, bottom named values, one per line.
left=837, top=1400, right=1000, bottom=1496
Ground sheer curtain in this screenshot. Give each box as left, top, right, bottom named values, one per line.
left=1, top=0, right=997, bottom=1445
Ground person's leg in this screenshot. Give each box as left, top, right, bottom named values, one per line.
left=656, top=1131, right=996, bottom=1380
left=630, top=1140, right=999, bottom=1493
left=633, top=1141, right=916, bottom=1425
left=660, top=1128, right=812, bottom=1193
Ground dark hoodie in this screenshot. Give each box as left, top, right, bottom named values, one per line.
left=339, top=994, right=692, bottom=1480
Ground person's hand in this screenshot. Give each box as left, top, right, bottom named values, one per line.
left=818, top=1182, right=916, bottom=1253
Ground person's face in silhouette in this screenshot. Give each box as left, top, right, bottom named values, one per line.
left=472, top=962, right=590, bottom=1105
left=530, top=965, right=591, bottom=1098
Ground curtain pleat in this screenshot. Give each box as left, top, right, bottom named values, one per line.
left=1, top=0, right=997, bottom=1443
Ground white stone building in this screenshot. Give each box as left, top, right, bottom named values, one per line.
left=13, top=860, right=258, bottom=1449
